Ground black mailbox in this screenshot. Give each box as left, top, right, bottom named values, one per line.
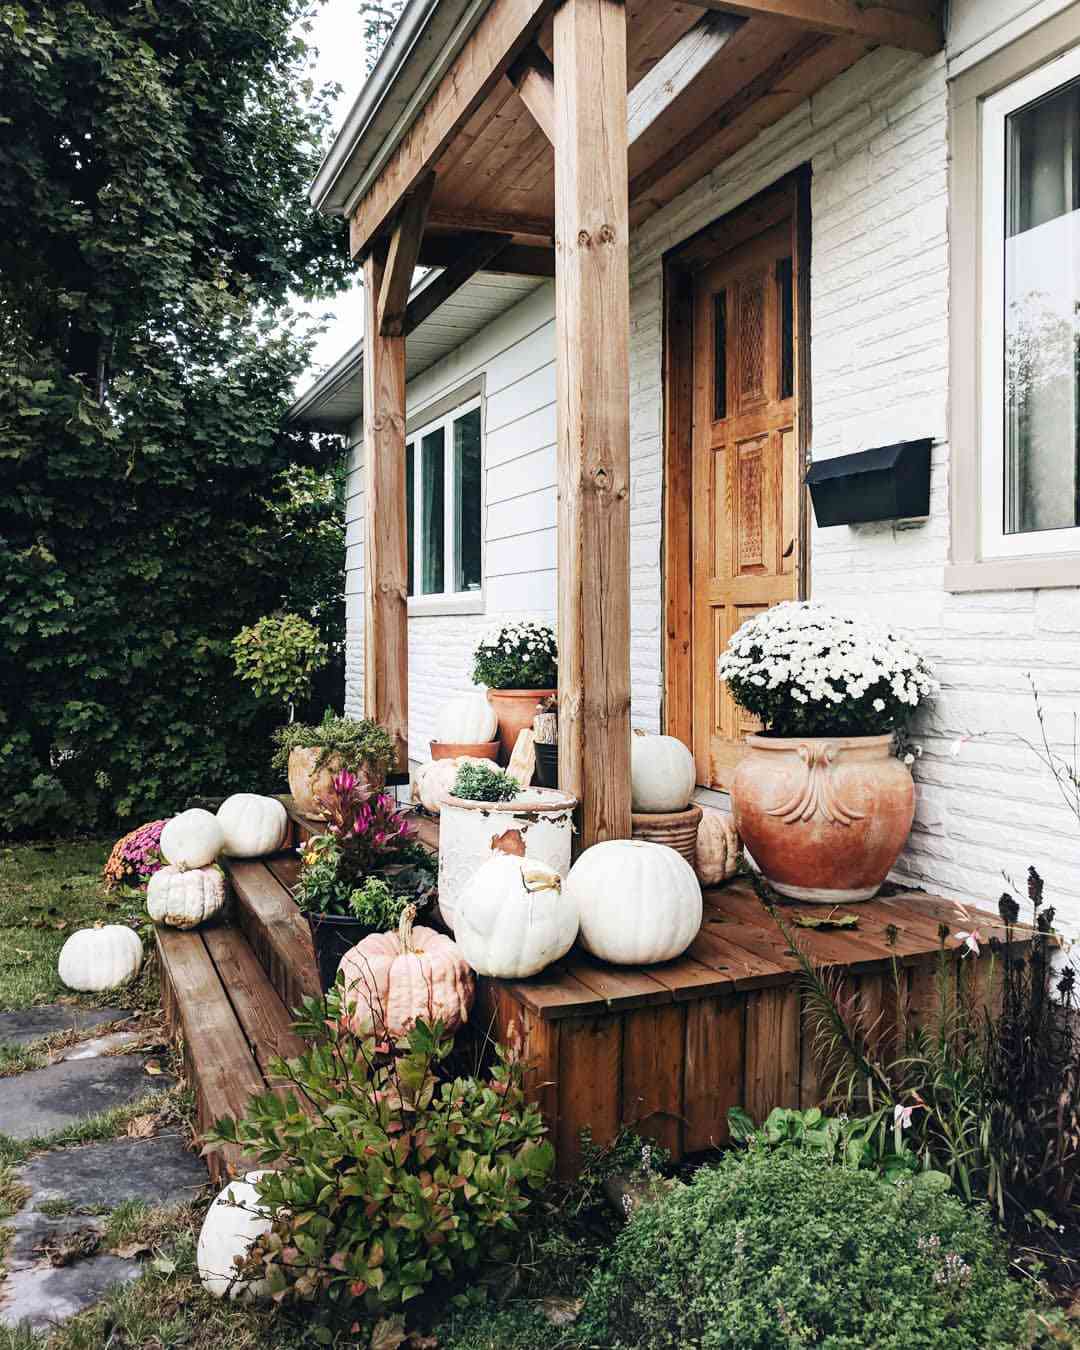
left=805, top=439, right=932, bottom=527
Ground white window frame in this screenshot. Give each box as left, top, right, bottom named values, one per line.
left=979, top=44, right=1080, bottom=560
left=406, top=394, right=485, bottom=617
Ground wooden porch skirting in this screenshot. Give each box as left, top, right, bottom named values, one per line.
left=159, top=798, right=1016, bottom=1181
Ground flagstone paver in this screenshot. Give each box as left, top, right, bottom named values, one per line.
left=0, top=1054, right=173, bottom=1140
left=0, top=1005, right=129, bottom=1048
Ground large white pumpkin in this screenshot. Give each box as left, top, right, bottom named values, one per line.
left=160, top=808, right=224, bottom=871
left=216, top=793, right=288, bottom=858
left=631, top=734, right=696, bottom=813
left=455, top=855, right=578, bottom=978
left=197, top=1172, right=273, bottom=1300
left=58, top=925, right=144, bottom=992
left=147, top=865, right=227, bottom=930
left=696, top=811, right=740, bottom=886
left=435, top=689, right=498, bottom=745
left=566, top=840, right=702, bottom=965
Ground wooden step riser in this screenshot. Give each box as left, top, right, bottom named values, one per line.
left=225, top=858, right=321, bottom=1015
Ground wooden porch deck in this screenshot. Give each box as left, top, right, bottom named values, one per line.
left=159, top=799, right=1013, bottom=1180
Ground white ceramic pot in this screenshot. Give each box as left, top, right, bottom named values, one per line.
left=437, top=788, right=577, bottom=933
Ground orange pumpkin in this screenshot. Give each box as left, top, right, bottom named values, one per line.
left=337, top=904, right=474, bottom=1041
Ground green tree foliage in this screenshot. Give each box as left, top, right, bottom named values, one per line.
left=0, top=0, right=351, bottom=833
left=362, top=0, right=406, bottom=74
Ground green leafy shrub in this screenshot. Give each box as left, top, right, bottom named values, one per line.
left=578, top=1150, right=1033, bottom=1349
left=272, top=712, right=397, bottom=780
left=207, top=1007, right=554, bottom=1319
left=232, top=613, right=328, bottom=715
left=451, top=762, right=519, bottom=803
left=347, top=876, right=406, bottom=929
left=472, top=622, right=557, bottom=691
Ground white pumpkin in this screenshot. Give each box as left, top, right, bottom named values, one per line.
left=455, top=854, right=578, bottom=978
left=58, top=925, right=143, bottom=992
left=147, top=865, right=227, bottom=929
left=216, top=793, right=288, bottom=858
left=435, top=689, right=498, bottom=745
left=696, top=811, right=740, bottom=886
left=631, top=733, right=696, bottom=813
left=414, top=756, right=488, bottom=815
left=160, top=808, right=224, bottom=871
left=197, top=1172, right=273, bottom=1300
left=566, top=839, right=702, bottom=965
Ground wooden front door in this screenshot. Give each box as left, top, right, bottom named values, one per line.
left=688, top=202, right=801, bottom=789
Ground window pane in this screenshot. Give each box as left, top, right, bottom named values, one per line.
left=406, top=442, right=414, bottom=597
left=777, top=256, right=794, bottom=401
left=713, top=290, right=727, bottom=421
left=1004, top=79, right=1080, bottom=534
left=453, top=408, right=482, bottom=592
left=420, top=427, right=445, bottom=594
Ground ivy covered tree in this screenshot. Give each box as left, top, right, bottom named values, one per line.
left=363, top=0, right=406, bottom=73
left=0, top=1, right=352, bottom=832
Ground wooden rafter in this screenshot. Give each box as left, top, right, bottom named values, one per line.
left=418, top=234, right=555, bottom=276
left=404, top=234, right=512, bottom=334
left=692, top=0, right=941, bottom=55
left=377, top=173, right=435, bottom=337
left=508, top=44, right=555, bottom=144
left=627, top=12, right=744, bottom=145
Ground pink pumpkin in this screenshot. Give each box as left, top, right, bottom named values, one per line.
left=337, top=904, right=474, bottom=1041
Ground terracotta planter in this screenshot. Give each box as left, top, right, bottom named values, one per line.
left=487, top=688, right=556, bottom=762
left=287, top=747, right=385, bottom=820
left=631, top=804, right=703, bottom=868
left=731, top=733, right=914, bottom=903
left=430, top=739, right=500, bottom=762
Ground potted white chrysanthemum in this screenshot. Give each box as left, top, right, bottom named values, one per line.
left=472, top=620, right=558, bottom=762
left=717, top=602, right=938, bottom=903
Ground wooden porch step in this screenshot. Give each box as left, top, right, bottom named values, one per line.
left=227, top=857, right=321, bottom=1015
left=157, top=920, right=311, bottom=1183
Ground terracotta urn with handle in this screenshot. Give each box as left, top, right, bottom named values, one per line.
left=731, top=733, right=914, bottom=903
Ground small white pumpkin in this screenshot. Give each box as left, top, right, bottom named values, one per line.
left=147, top=865, right=227, bottom=930
left=435, top=689, right=498, bottom=745
left=631, top=733, right=696, bottom=813
left=160, top=808, right=224, bottom=871
left=567, top=839, right=702, bottom=965
left=414, top=756, right=488, bottom=815
left=455, top=854, right=578, bottom=978
left=216, top=793, right=288, bottom=858
left=58, top=925, right=143, bottom=992
left=696, top=811, right=740, bottom=886
left=197, top=1172, right=273, bottom=1300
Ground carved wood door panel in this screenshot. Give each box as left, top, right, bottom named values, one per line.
left=691, top=215, right=799, bottom=789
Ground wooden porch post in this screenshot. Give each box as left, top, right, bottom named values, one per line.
left=362, top=248, right=409, bottom=768
left=553, top=0, right=632, bottom=846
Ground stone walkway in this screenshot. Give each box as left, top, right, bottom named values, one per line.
left=0, top=1004, right=208, bottom=1331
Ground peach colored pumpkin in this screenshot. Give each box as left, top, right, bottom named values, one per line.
left=337, top=904, right=474, bottom=1041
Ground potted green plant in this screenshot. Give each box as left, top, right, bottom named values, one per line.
left=717, top=602, right=938, bottom=903
left=294, top=771, right=436, bottom=990
left=472, top=620, right=558, bottom=762
left=272, top=711, right=397, bottom=819
left=232, top=612, right=328, bottom=725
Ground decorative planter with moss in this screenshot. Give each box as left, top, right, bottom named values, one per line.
left=273, top=714, right=397, bottom=819
left=472, top=621, right=558, bottom=762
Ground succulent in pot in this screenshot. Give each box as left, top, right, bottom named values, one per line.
left=472, top=621, right=558, bottom=761
left=293, top=771, right=436, bottom=991
left=716, top=601, right=938, bottom=903
left=272, top=712, right=397, bottom=819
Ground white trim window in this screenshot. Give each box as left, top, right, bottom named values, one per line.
left=406, top=396, right=484, bottom=612
left=981, top=46, right=1080, bottom=559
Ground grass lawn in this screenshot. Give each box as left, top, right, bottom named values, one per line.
left=0, top=837, right=152, bottom=1012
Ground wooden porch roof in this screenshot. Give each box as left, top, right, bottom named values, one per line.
left=337, top=0, right=942, bottom=266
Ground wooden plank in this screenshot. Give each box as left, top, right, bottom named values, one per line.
left=628, top=12, right=743, bottom=148
left=404, top=234, right=512, bottom=335
left=744, top=984, right=800, bottom=1122
left=202, top=926, right=308, bottom=1071
left=692, top=0, right=942, bottom=54
left=559, top=951, right=672, bottom=1011
left=715, top=890, right=901, bottom=971
left=687, top=924, right=792, bottom=991
left=418, top=236, right=555, bottom=276
left=426, top=205, right=554, bottom=238
left=554, top=0, right=632, bottom=849
left=226, top=860, right=320, bottom=1013
left=363, top=247, right=410, bottom=770
left=349, top=0, right=557, bottom=260
left=646, top=950, right=739, bottom=1002
left=499, top=964, right=609, bottom=1020
left=662, top=259, right=694, bottom=750
left=556, top=1013, right=621, bottom=1177
left=684, top=995, right=744, bottom=1151
left=621, top=1004, right=685, bottom=1157
left=508, top=44, right=555, bottom=144
left=378, top=173, right=435, bottom=336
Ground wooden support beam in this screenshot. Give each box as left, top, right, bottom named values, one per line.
left=404, top=235, right=512, bottom=334
left=508, top=44, right=555, bottom=144
left=426, top=205, right=554, bottom=238
left=554, top=0, right=632, bottom=848
left=691, top=0, right=941, bottom=55
left=419, top=235, right=556, bottom=276
left=377, top=173, right=434, bottom=337
left=349, top=0, right=557, bottom=260
left=363, top=249, right=409, bottom=769
left=627, top=13, right=744, bottom=146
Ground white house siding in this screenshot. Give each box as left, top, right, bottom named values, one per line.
left=344, top=282, right=557, bottom=763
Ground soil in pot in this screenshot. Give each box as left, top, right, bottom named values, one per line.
left=487, top=689, right=555, bottom=762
